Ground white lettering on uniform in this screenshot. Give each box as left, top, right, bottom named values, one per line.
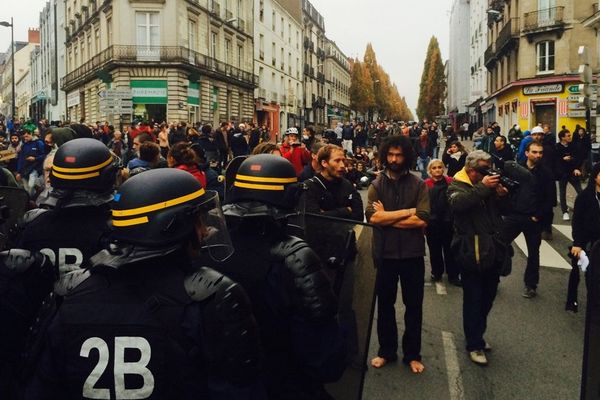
left=114, top=337, right=154, bottom=399
left=39, top=248, right=83, bottom=275
left=80, top=337, right=110, bottom=399
left=79, top=336, right=155, bottom=400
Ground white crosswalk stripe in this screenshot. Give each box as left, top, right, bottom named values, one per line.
left=552, top=224, right=573, bottom=241
left=513, top=229, right=571, bottom=270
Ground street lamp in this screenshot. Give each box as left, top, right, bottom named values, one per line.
left=0, top=18, right=15, bottom=119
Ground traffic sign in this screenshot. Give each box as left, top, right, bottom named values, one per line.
left=100, top=99, right=133, bottom=107
left=98, top=89, right=132, bottom=100
left=569, top=109, right=597, bottom=118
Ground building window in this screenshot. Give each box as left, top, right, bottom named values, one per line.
left=136, top=12, right=160, bottom=48
left=272, top=42, right=276, bottom=66
left=188, top=20, right=197, bottom=51
left=107, top=17, right=112, bottom=46
left=211, top=32, right=218, bottom=59
left=259, top=34, right=264, bottom=60
left=94, top=27, right=100, bottom=52
left=259, top=0, right=264, bottom=22
left=238, top=45, right=243, bottom=69
left=280, top=17, right=284, bottom=37
left=536, top=40, right=555, bottom=73
left=272, top=11, right=276, bottom=31
left=225, top=39, right=231, bottom=65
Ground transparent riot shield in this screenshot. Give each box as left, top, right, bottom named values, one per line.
left=224, top=156, right=248, bottom=203
left=0, top=187, right=29, bottom=250
left=582, top=240, right=600, bottom=399
left=290, top=212, right=380, bottom=400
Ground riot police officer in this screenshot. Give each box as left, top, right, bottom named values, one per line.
left=0, top=138, right=119, bottom=397
left=213, top=154, right=347, bottom=399
left=24, top=168, right=265, bottom=399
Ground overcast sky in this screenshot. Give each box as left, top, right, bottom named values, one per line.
left=1, top=0, right=453, bottom=115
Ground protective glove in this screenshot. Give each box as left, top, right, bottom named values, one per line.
left=578, top=250, right=590, bottom=273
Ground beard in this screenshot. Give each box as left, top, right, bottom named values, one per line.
left=387, top=163, right=403, bottom=172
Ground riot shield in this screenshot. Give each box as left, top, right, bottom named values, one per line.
left=582, top=240, right=600, bottom=400
left=224, top=156, right=248, bottom=203
left=0, top=187, right=29, bottom=250
left=290, top=212, right=380, bottom=400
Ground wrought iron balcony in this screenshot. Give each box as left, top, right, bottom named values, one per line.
left=523, top=6, right=564, bottom=32
left=484, top=42, right=497, bottom=69
left=496, top=17, right=520, bottom=54
left=61, top=45, right=257, bottom=91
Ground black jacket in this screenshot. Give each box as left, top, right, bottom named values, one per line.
left=442, top=151, right=466, bottom=177
left=507, top=161, right=554, bottom=219
left=492, top=145, right=514, bottom=169
left=554, top=142, right=580, bottom=180
left=572, top=185, right=600, bottom=248
left=302, top=174, right=363, bottom=221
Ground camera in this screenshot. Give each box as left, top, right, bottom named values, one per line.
left=476, top=166, right=520, bottom=192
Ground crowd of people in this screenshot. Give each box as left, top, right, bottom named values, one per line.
left=0, top=111, right=597, bottom=398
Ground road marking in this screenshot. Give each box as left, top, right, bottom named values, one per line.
left=553, top=224, right=573, bottom=241
left=435, top=282, right=447, bottom=295
left=354, top=225, right=364, bottom=240
left=442, top=331, right=465, bottom=400
left=513, top=233, right=571, bottom=270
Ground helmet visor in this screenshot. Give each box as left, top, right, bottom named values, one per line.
left=196, top=191, right=234, bottom=262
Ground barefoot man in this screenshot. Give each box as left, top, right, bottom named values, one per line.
left=365, top=135, right=430, bottom=374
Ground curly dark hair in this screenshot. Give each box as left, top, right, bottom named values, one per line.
left=378, top=135, right=415, bottom=171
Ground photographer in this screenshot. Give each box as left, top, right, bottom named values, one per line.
left=499, top=141, right=554, bottom=298
left=447, top=150, right=509, bottom=366
left=302, top=144, right=363, bottom=221
left=281, top=127, right=311, bottom=177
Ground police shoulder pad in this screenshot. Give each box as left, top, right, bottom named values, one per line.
left=53, top=269, right=91, bottom=296
left=184, top=267, right=233, bottom=302
left=22, top=208, right=49, bottom=225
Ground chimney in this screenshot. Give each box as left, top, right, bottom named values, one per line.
left=28, top=28, right=40, bottom=44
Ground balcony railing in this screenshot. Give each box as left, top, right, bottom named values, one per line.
left=523, top=6, right=564, bottom=31
left=484, top=42, right=496, bottom=68
left=61, top=45, right=257, bottom=91
left=496, top=17, right=520, bottom=53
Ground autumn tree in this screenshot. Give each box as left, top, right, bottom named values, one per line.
left=349, top=59, right=375, bottom=114
left=416, top=36, right=446, bottom=121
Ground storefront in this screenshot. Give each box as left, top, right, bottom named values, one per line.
left=491, top=76, right=585, bottom=135
left=131, top=80, right=168, bottom=123
left=255, top=102, right=280, bottom=142
left=188, top=81, right=200, bottom=123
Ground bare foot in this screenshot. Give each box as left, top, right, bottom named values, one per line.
left=409, top=360, right=425, bottom=374
left=370, top=356, right=388, bottom=368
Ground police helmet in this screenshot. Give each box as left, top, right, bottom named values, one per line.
left=111, top=168, right=232, bottom=254
left=229, top=154, right=299, bottom=210
left=50, top=138, right=119, bottom=192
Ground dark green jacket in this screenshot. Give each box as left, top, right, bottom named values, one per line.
left=447, top=167, right=507, bottom=272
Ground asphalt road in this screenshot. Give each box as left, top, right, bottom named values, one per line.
left=357, top=186, right=586, bottom=400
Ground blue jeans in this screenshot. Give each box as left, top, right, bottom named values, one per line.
left=417, top=157, right=430, bottom=179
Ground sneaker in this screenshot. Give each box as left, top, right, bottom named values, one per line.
left=522, top=287, right=537, bottom=299
left=469, top=350, right=488, bottom=366
left=565, top=301, right=578, bottom=313
left=563, top=212, right=570, bottom=221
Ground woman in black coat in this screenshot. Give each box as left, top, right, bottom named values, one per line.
left=568, top=162, right=600, bottom=312
left=442, top=140, right=467, bottom=177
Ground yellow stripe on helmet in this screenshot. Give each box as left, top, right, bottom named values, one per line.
left=236, top=174, right=297, bottom=184
left=52, top=156, right=113, bottom=173
left=234, top=181, right=285, bottom=191
left=112, top=216, right=150, bottom=227
left=112, top=188, right=206, bottom=217
left=51, top=170, right=101, bottom=180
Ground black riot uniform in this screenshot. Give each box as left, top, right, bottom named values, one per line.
left=212, top=154, right=347, bottom=399
left=24, top=168, right=266, bottom=400
left=0, top=138, right=119, bottom=397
